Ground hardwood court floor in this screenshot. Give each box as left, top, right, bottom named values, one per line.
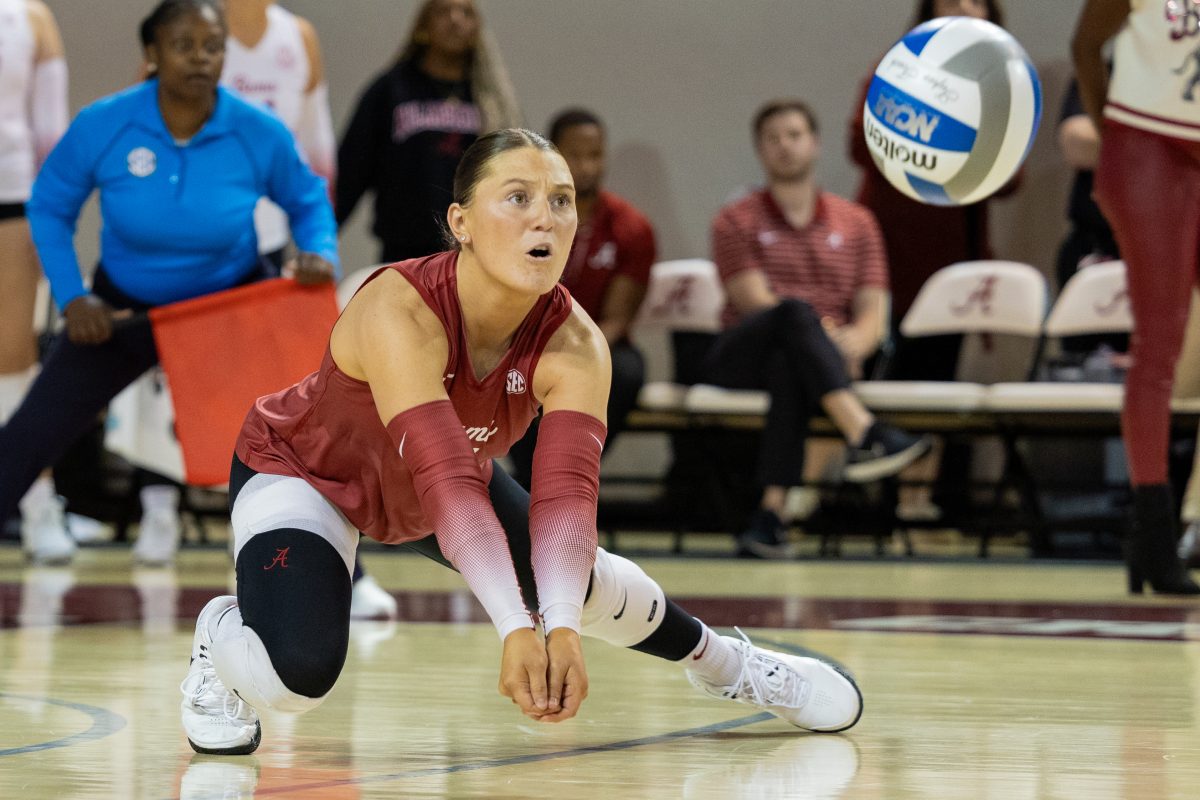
left=2, top=544, right=1200, bottom=799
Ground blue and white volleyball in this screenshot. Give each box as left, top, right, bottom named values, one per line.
left=863, top=17, right=1042, bottom=206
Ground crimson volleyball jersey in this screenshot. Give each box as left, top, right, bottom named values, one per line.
left=235, top=251, right=573, bottom=543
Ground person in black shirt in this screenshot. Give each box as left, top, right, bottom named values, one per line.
left=335, top=0, right=521, bottom=262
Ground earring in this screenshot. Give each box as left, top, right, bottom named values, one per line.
left=459, top=235, right=467, bottom=242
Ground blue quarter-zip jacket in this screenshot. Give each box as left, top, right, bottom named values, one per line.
left=29, top=79, right=339, bottom=309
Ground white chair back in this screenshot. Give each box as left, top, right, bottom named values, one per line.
left=336, top=265, right=387, bottom=310
left=632, top=259, right=725, bottom=333
left=1043, top=260, right=1130, bottom=337
left=900, top=260, right=1048, bottom=337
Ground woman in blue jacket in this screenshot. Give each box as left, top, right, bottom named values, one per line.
left=2, top=0, right=338, bottom=564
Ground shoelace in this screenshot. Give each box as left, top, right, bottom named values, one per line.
left=727, top=627, right=810, bottom=710
left=180, top=658, right=252, bottom=723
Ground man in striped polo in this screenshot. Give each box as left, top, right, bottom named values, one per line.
left=707, top=98, right=930, bottom=558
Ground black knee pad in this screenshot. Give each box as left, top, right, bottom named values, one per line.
left=236, top=528, right=352, bottom=699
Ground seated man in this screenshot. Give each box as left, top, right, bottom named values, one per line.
left=507, top=109, right=656, bottom=488
left=708, top=98, right=930, bottom=558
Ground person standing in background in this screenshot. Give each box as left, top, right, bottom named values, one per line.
left=223, top=0, right=335, bottom=268
left=507, top=109, right=655, bottom=488
left=2, top=0, right=337, bottom=566
left=0, top=0, right=69, bottom=558
left=1074, top=0, right=1200, bottom=594
left=846, top=0, right=1014, bottom=521
left=218, top=0, right=395, bottom=617
left=848, top=0, right=1013, bottom=380
left=335, top=0, right=521, bottom=262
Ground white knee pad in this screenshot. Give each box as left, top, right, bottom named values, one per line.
left=231, top=473, right=358, bottom=574
left=580, top=548, right=666, bottom=648
left=209, top=609, right=327, bottom=715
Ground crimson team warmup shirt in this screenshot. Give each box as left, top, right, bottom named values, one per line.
left=236, top=251, right=573, bottom=543
left=558, top=191, right=656, bottom=320
left=710, top=189, right=888, bottom=329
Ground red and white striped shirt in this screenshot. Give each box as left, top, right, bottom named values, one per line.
left=710, top=189, right=888, bottom=329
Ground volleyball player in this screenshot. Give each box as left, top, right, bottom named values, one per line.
left=1074, top=0, right=1200, bottom=594
left=180, top=129, right=862, bottom=755
left=0, top=0, right=69, bottom=561
left=216, top=0, right=396, bottom=616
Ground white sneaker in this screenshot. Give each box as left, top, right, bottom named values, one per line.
left=20, top=490, right=76, bottom=565
left=66, top=513, right=109, bottom=543
left=179, top=756, right=259, bottom=800
left=686, top=630, right=862, bottom=732
left=133, top=509, right=181, bottom=566
left=180, top=596, right=261, bottom=755
left=350, top=574, right=398, bottom=620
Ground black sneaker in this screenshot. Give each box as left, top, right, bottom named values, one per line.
left=843, top=423, right=932, bottom=483
left=736, top=509, right=794, bottom=559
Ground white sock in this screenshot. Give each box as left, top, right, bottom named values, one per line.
left=19, top=474, right=57, bottom=516
left=140, top=484, right=180, bottom=515
left=679, top=624, right=743, bottom=686
left=0, top=364, right=37, bottom=425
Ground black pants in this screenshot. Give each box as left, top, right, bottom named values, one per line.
left=506, top=340, right=645, bottom=490
left=229, top=455, right=702, bottom=698
left=0, top=264, right=264, bottom=522
left=704, top=299, right=850, bottom=489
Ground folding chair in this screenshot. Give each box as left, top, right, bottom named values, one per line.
left=854, top=260, right=1048, bottom=415
left=631, top=259, right=725, bottom=413
left=848, top=260, right=1050, bottom=555
left=983, top=259, right=1131, bottom=554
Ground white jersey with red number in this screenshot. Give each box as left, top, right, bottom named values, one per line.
left=1107, top=0, right=1200, bottom=140
left=0, top=0, right=37, bottom=202
left=221, top=4, right=311, bottom=253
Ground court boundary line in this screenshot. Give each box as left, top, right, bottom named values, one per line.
left=0, top=692, right=127, bottom=757
left=174, top=711, right=777, bottom=799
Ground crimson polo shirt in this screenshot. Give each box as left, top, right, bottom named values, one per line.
left=559, top=190, right=656, bottom=320
left=710, top=188, right=888, bottom=330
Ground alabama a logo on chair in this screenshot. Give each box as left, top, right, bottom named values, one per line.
left=649, top=276, right=694, bottom=318
left=506, top=369, right=526, bottom=394
left=951, top=275, right=999, bottom=316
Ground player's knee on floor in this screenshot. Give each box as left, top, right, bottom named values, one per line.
left=210, top=624, right=328, bottom=714
left=580, top=548, right=666, bottom=647
left=235, top=528, right=351, bottom=700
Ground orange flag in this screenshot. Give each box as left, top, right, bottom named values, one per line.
left=149, top=278, right=338, bottom=486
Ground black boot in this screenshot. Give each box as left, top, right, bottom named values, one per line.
left=1127, top=485, right=1200, bottom=595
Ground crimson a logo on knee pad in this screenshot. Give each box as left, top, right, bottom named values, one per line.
left=263, top=547, right=290, bottom=570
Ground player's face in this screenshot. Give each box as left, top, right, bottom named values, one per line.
left=146, top=7, right=226, bottom=102
left=457, top=147, right=578, bottom=296
left=756, top=111, right=820, bottom=183
left=555, top=124, right=606, bottom=201
left=426, top=0, right=479, bottom=57
left=933, top=0, right=989, bottom=20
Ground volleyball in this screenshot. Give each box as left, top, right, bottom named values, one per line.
left=862, top=16, right=1042, bottom=206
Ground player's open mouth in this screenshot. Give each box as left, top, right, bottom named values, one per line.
left=526, top=246, right=552, bottom=260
